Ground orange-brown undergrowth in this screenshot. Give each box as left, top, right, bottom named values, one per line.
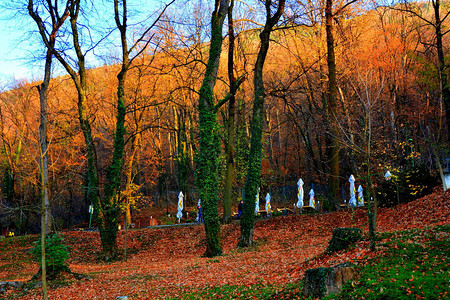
left=1, top=189, right=448, bottom=299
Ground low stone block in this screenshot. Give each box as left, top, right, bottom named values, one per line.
left=303, top=263, right=360, bottom=299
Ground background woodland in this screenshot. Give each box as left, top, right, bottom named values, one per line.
left=0, top=0, right=448, bottom=235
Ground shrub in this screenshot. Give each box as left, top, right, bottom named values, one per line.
left=32, top=233, right=70, bottom=279
left=377, top=164, right=437, bottom=207
left=326, top=227, right=362, bottom=253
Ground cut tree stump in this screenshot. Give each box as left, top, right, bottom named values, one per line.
left=303, top=263, right=360, bottom=299
left=326, top=227, right=362, bottom=253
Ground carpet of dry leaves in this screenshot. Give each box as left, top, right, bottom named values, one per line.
left=1, top=188, right=448, bottom=299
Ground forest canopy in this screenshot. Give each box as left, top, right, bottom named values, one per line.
left=0, top=0, right=448, bottom=235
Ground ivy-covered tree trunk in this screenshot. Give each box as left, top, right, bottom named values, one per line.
left=196, top=0, right=229, bottom=257
left=95, top=0, right=137, bottom=260
left=101, top=68, right=127, bottom=259
left=113, top=0, right=173, bottom=229
left=239, top=0, right=285, bottom=248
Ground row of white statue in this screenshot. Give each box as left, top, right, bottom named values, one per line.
left=295, top=175, right=365, bottom=210
left=175, top=174, right=369, bottom=222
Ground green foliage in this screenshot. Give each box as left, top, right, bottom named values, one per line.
left=332, top=225, right=450, bottom=299
left=318, top=195, right=333, bottom=212
left=377, top=164, right=437, bottom=207
left=167, top=282, right=304, bottom=299
left=304, top=267, right=333, bottom=299
left=159, top=214, right=176, bottom=225
left=32, top=233, right=70, bottom=276
left=326, top=227, right=362, bottom=253
left=194, top=4, right=228, bottom=258
left=238, top=94, right=264, bottom=248
left=270, top=210, right=283, bottom=217
left=196, top=98, right=222, bottom=256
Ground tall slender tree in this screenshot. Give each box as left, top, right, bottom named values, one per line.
left=28, top=0, right=70, bottom=239
left=27, top=0, right=173, bottom=259
left=48, top=0, right=103, bottom=257
left=223, top=0, right=245, bottom=223
left=324, top=0, right=341, bottom=208
left=28, top=1, right=70, bottom=296
left=100, top=0, right=174, bottom=259
left=323, top=0, right=358, bottom=207
left=239, top=0, right=285, bottom=247
left=196, top=0, right=230, bottom=257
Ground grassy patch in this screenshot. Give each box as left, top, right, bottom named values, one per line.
left=235, top=238, right=269, bottom=253
left=329, top=225, right=450, bottom=299
left=168, top=283, right=304, bottom=300
left=167, top=225, right=449, bottom=300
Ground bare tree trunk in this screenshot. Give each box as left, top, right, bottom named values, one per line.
left=433, top=0, right=450, bottom=145
left=38, top=48, right=53, bottom=300
left=223, top=0, right=237, bottom=223
left=38, top=51, right=52, bottom=235
left=325, top=0, right=340, bottom=208
left=28, top=1, right=71, bottom=295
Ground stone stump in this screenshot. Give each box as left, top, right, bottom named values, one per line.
left=303, top=263, right=360, bottom=299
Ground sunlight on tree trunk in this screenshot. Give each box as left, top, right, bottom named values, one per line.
left=28, top=0, right=71, bottom=295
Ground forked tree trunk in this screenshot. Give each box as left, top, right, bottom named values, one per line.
left=196, top=0, right=230, bottom=257
left=239, top=0, right=285, bottom=247
left=28, top=2, right=71, bottom=296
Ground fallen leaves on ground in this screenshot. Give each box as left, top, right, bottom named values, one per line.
left=1, top=188, right=448, bottom=299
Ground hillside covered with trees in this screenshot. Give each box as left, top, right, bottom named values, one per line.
left=0, top=0, right=449, bottom=298
left=0, top=0, right=448, bottom=270
left=0, top=0, right=447, bottom=226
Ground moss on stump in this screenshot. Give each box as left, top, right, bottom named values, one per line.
left=326, top=227, right=362, bottom=253
left=303, top=263, right=360, bottom=299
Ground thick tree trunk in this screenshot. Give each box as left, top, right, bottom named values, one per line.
left=196, top=0, right=230, bottom=257
left=101, top=69, right=127, bottom=259
left=239, top=0, right=285, bottom=247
